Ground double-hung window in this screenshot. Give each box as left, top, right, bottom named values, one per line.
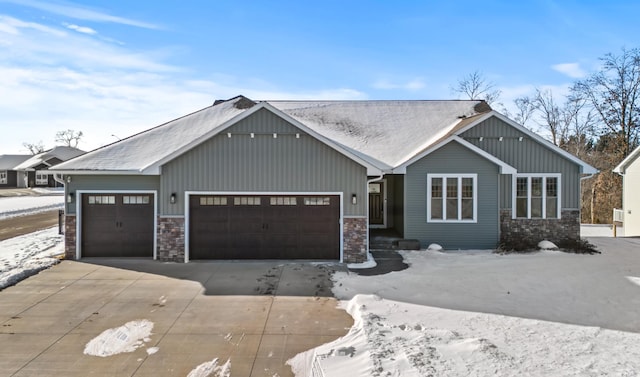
left=427, top=174, right=477, bottom=222
left=0, top=170, right=6, bottom=184
left=35, top=172, right=48, bottom=185
left=515, top=174, right=560, bottom=219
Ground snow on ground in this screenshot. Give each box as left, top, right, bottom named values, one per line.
left=187, top=358, right=231, bottom=377
left=289, top=294, right=640, bottom=377
left=0, top=195, right=64, bottom=220
left=0, top=227, right=63, bottom=289
left=290, top=237, right=640, bottom=376
left=84, top=319, right=155, bottom=357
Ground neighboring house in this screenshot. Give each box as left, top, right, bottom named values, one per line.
left=14, top=146, right=85, bottom=188
left=614, top=145, right=640, bottom=237
left=51, top=96, right=596, bottom=263
left=0, top=154, right=31, bottom=187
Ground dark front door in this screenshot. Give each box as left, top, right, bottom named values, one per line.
left=189, top=195, right=340, bottom=260
left=369, top=182, right=384, bottom=225
left=81, top=193, right=154, bottom=257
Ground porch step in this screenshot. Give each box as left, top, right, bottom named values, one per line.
left=370, top=239, right=421, bottom=250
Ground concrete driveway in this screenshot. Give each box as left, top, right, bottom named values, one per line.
left=0, top=259, right=353, bottom=376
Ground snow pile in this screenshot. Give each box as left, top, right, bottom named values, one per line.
left=0, top=195, right=64, bottom=220
left=427, top=243, right=443, bottom=251
left=537, top=240, right=558, bottom=250
left=187, top=358, right=231, bottom=377
left=289, top=294, right=640, bottom=376
left=84, top=320, right=154, bottom=357
left=0, top=227, right=63, bottom=289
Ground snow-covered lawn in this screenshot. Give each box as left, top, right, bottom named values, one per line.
left=0, top=227, right=63, bottom=289
left=0, top=194, right=64, bottom=220
left=290, top=238, right=640, bottom=376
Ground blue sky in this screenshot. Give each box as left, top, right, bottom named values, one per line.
left=1, top=0, right=638, bottom=153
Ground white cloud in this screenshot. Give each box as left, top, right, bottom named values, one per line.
left=552, top=63, right=587, bottom=79
left=0, top=15, right=365, bottom=154
left=1, top=0, right=158, bottom=29
left=64, top=22, right=97, bottom=35
left=372, top=77, right=426, bottom=91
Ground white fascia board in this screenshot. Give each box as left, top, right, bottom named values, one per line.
left=140, top=103, right=267, bottom=174
left=394, top=135, right=516, bottom=174
left=46, top=169, right=149, bottom=175
left=260, top=102, right=387, bottom=175
left=614, top=146, right=640, bottom=174
left=456, top=111, right=598, bottom=174
left=143, top=101, right=386, bottom=176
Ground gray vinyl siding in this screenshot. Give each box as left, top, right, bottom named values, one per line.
left=65, top=175, right=160, bottom=214
left=160, top=108, right=367, bottom=216
left=405, top=141, right=499, bottom=249
left=461, top=117, right=581, bottom=209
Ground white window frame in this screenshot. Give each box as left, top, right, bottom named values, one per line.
left=35, top=171, right=48, bottom=185
left=512, top=173, right=561, bottom=219
left=427, top=174, right=477, bottom=223
left=0, top=170, right=6, bottom=184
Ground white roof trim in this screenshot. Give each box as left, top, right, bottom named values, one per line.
left=455, top=111, right=598, bottom=174
left=260, top=102, right=386, bottom=175
left=394, top=135, right=517, bottom=174
left=47, top=169, right=148, bottom=175
left=144, top=102, right=384, bottom=176
left=614, top=145, right=640, bottom=174
left=141, top=103, right=267, bottom=174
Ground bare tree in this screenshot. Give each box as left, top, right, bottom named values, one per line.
left=22, top=141, right=45, bottom=155
left=452, top=70, right=502, bottom=105
left=55, top=129, right=84, bottom=148
left=572, top=47, right=640, bottom=158
left=531, top=88, right=565, bottom=146
left=512, top=96, right=536, bottom=126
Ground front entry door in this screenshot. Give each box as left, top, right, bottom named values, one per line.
left=369, top=182, right=384, bottom=225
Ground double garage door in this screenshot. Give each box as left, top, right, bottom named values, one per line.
left=81, top=193, right=340, bottom=260
left=189, top=194, right=340, bottom=260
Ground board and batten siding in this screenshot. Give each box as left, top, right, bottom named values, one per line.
left=65, top=175, right=160, bottom=215
left=404, top=141, right=500, bottom=249
left=461, top=117, right=581, bottom=209
left=160, top=108, right=368, bottom=216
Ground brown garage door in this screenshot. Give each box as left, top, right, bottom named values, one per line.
left=189, top=195, right=340, bottom=260
left=81, top=193, right=154, bottom=257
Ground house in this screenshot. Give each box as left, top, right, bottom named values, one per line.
left=614, top=145, right=640, bottom=237
left=51, top=96, right=596, bottom=263
left=14, top=146, right=84, bottom=188
left=0, top=154, right=31, bottom=188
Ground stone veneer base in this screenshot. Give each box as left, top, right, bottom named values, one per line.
left=343, top=217, right=368, bottom=263
left=500, top=209, right=581, bottom=247
left=64, top=215, right=76, bottom=259
left=157, top=217, right=185, bottom=262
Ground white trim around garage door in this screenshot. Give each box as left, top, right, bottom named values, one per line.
left=75, top=190, right=158, bottom=260
left=184, top=191, right=344, bottom=263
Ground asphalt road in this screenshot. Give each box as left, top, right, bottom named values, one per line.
left=0, top=210, right=60, bottom=241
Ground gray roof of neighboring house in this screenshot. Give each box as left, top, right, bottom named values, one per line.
left=14, top=146, right=85, bottom=170
left=52, top=96, right=490, bottom=174
left=0, top=155, right=31, bottom=170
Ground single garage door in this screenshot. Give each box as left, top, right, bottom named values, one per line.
left=81, top=193, right=154, bottom=257
left=189, top=195, right=340, bottom=260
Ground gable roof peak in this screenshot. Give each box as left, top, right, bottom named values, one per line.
left=213, top=95, right=256, bottom=110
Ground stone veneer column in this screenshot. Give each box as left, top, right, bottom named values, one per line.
left=500, top=209, right=581, bottom=246
left=157, top=217, right=185, bottom=262
left=343, top=217, right=368, bottom=263
left=64, top=215, right=76, bottom=259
